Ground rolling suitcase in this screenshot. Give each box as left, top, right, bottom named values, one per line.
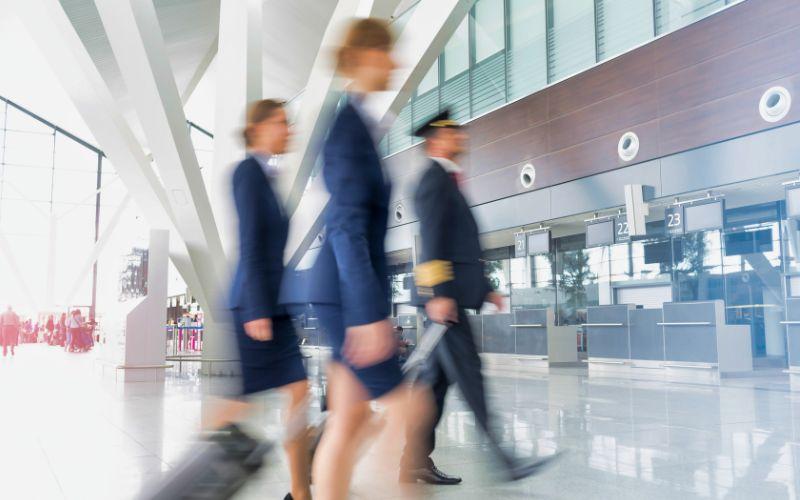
left=138, top=424, right=274, bottom=500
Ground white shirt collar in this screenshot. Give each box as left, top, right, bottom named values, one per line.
left=348, top=93, right=393, bottom=146
left=430, top=156, right=463, bottom=174
left=249, top=152, right=278, bottom=178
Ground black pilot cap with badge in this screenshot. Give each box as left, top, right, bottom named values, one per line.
left=413, top=109, right=461, bottom=139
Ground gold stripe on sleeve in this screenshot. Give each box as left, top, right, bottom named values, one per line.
left=414, top=260, right=454, bottom=287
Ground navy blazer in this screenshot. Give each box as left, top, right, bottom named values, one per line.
left=229, top=157, right=288, bottom=322
left=413, top=160, right=492, bottom=310
left=307, top=102, right=391, bottom=328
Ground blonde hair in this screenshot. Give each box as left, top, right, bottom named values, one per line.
left=243, top=99, right=285, bottom=147
left=335, top=18, right=393, bottom=74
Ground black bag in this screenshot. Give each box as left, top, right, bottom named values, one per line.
left=139, top=425, right=273, bottom=500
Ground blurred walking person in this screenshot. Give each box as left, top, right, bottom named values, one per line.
left=213, top=99, right=311, bottom=500
left=1, top=306, right=20, bottom=357
left=67, top=310, right=83, bottom=353
left=307, top=18, right=429, bottom=500
left=402, top=112, right=562, bottom=485
left=58, top=312, right=67, bottom=348
left=45, top=314, right=55, bottom=344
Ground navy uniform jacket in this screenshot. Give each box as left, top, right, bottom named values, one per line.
left=229, top=157, right=288, bottom=322
left=414, top=160, right=492, bottom=310
left=307, top=102, right=392, bottom=327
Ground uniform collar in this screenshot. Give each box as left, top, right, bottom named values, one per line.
left=430, top=156, right=463, bottom=174
left=248, top=151, right=278, bottom=178
left=347, top=93, right=393, bottom=146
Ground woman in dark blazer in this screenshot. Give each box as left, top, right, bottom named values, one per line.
left=227, top=99, right=311, bottom=500
left=308, top=19, right=428, bottom=500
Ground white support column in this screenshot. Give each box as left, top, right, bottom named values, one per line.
left=14, top=0, right=215, bottom=322
left=95, top=0, right=227, bottom=295
left=278, top=0, right=403, bottom=213
left=45, top=214, right=57, bottom=311
left=285, top=0, right=477, bottom=268
left=210, top=0, right=263, bottom=258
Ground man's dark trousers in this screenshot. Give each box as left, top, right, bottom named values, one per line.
left=402, top=309, right=505, bottom=469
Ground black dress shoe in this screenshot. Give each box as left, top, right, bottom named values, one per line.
left=399, top=464, right=462, bottom=485
left=284, top=494, right=293, bottom=500
left=506, top=451, right=564, bottom=481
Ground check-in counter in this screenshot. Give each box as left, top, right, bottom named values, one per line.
left=661, top=300, right=752, bottom=382
left=480, top=308, right=578, bottom=370
left=628, top=308, right=664, bottom=365
left=781, top=297, right=800, bottom=390
left=586, top=301, right=752, bottom=383
left=585, top=304, right=633, bottom=364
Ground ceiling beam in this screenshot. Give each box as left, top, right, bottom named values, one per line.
left=95, top=0, right=228, bottom=306
left=284, top=0, right=478, bottom=268
left=209, top=0, right=264, bottom=257
left=14, top=0, right=214, bottom=320
left=62, top=194, right=132, bottom=307
left=181, top=35, right=218, bottom=106
left=277, top=0, right=404, bottom=214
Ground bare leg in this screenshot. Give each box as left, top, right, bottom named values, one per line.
left=311, top=362, right=372, bottom=500
left=201, top=397, right=252, bottom=431
left=363, top=385, right=431, bottom=499
left=281, top=379, right=312, bottom=500
left=311, top=361, right=432, bottom=500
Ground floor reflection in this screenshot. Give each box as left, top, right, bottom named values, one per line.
left=0, top=344, right=799, bottom=499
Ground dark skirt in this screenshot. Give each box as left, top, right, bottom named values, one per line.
left=314, top=305, right=402, bottom=400
left=233, top=312, right=307, bottom=396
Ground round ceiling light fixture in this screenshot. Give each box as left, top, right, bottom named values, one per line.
left=759, top=86, right=792, bottom=123
left=618, top=131, right=640, bottom=162
left=520, top=163, right=536, bottom=189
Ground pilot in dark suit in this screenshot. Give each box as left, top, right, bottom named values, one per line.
left=401, top=110, right=561, bottom=485
left=227, top=99, right=311, bottom=500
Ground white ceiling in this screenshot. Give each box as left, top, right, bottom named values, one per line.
left=57, top=0, right=346, bottom=133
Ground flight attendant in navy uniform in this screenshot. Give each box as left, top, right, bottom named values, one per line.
left=401, top=110, right=562, bottom=484
left=227, top=99, right=311, bottom=500
left=307, top=18, right=429, bottom=500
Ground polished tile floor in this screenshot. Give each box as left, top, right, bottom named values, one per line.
left=1, top=344, right=799, bottom=499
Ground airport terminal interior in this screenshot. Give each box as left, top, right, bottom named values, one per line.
left=2, top=0, right=800, bottom=498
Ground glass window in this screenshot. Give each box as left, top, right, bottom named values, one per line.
left=508, top=0, right=547, bottom=100
left=386, top=102, right=412, bottom=154
left=3, top=130, right=54, bottom=168
left=672, top=230, right=725, bottom=302
left=556, top=245, right=603, bottom=325
left=596, top=0, right=654, bottom=61
left=655, top=0, right=725, bottom=35
left=444, top=18, right=469, bottom=80
left=0, top=100, right=106, bottom=310
left=474, top=0, right=505, bottom=63
left=547, top=0, right=596, bottom=83
left=417, top=58, right=439, bottom=95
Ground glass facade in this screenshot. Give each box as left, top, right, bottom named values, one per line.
left=0, top=98, right=209, bottom=317
left=487, top=201, right=786, bottom=361
left=382, top=0, right=742, bottom=156
left=0, top=97, right=107, bottom=313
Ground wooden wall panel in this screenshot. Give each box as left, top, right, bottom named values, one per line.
left=659, top=74, right=800, bottom=155
left=466, top=92, right=542, bottom=148
left=548, top=83, right=658, bottom=152
left=547, top=43, right=657, bottom=120
left=658, top=26, right=800, bottom=115
left=653, top=0, right=800, bottom=77
left=384, top=0, right=800, bottom=213
left=468, top=123, right=548, bottom=177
